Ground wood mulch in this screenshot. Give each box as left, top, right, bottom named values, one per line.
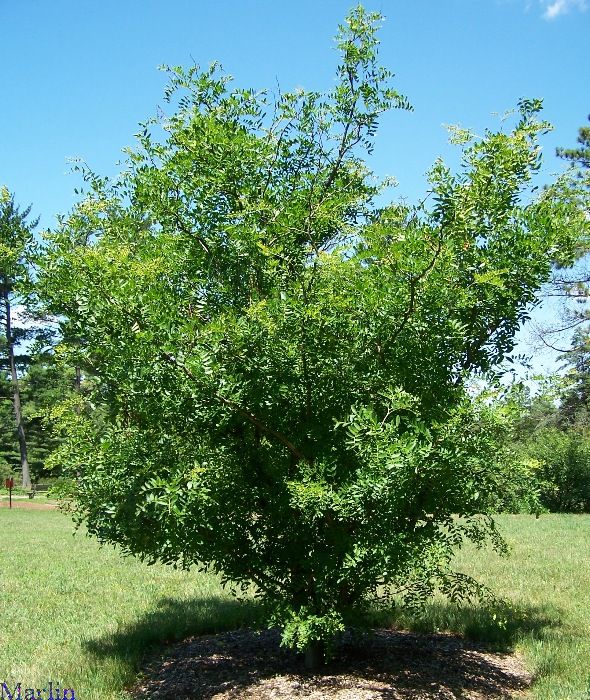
left=130, top=628, right=532, bottom=699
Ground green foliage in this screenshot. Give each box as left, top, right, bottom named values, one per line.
left=547, top=116, right=590, bottom=333
left=36, top=6, right=587, bottom=653
left=0, top=190, right=73, bottom=483
left=0, top=193, right=37, bottom=290
left=0, top=379, right=16, bottom=466
left=523, top=428, right=590, bottom=513
left=556, top=329, right=590, bottom=426
left=491, top=378, right=590, bottom=514
left=46, top=475, right=77, bottom=500
left=0, top=456, right=15, bottom=482
left=0, top=192, right=41, bottom=488
left=445, top=386, right=546, bottom=515
left=493, top=454, right=547, bottom=515
left=557, top=114, right=590, bottom=173
left=0, top=350, right=73, bottom=481
left=21, top=354, right=75, bottom=477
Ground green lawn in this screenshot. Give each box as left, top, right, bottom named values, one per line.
left=466, top=515, right=590, bottom=700
left=0, top=510, right=588, bottom=699
left=0, top=509, right=262, bottom=700
left=380, top=514, right=590, bottom=700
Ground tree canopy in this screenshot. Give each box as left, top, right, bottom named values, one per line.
left=37, top=6, right=588, bottom=662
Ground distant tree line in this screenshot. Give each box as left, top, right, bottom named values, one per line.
left=492, top=116, right=590, bottom=514
left=0, top=189, right=74, bottom=487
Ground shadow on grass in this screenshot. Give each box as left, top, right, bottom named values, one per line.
left=85, top=597, right=563, bottom=699
left=367, top=598, right=563, bottom=652
left=84, top=594, right=265, bottom=664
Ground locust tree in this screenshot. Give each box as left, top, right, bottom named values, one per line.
left=37, top=7, right=586, bottom=665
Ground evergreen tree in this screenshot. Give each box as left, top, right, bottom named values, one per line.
left=0, top=189, right=39, bottom=489
left=0, top=347, right=74, bottom=483
left=557, top=115, right=590, bottom=172
left=535, top=117, right=590, bottom=353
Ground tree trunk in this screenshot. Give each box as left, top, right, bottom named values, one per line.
left=304, top=640, right=326, bottom=670
left=3, top=290, right=31, bottom=489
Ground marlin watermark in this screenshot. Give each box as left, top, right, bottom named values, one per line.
left=0, top=682, right=75, bottom=700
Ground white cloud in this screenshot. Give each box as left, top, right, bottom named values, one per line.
left=541, top=0, right=588, bottom=19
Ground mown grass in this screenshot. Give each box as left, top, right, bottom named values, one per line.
left=0, top=486, right=59, bottom=506
left=0, top=510, right=588, bottom=699
left=378, top=514, right=590, bottom=700
left=0, top=509, right=263, bottom=700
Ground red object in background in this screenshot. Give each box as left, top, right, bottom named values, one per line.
left=5, top=477, right=14, bottom=508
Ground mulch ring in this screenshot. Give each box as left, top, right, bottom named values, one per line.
left=130, top=628, right=532, bottom=700
left=0, top=498, right=58, bottom=510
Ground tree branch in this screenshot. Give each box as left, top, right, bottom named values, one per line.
left=535, top=333, right=572, bottom=354
left=387, top=234, right=444, bottom=347
left=161, top=351, right=309, bottom=464
left=171, top=207, right=211, bottom=255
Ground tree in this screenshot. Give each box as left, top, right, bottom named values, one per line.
left=534, top=117, right=590, bottom=413
left=0, top=188, right=39, bottom=489
left=37, top=7, right=587, bottom=665
left=0, top=347, right=75, bottom=482
left=557, top=115, right=590, bottom=172
left=519, top=426, right=590, bottom=513
left=499, top=376, right=590, bottom=513
left=0, top=372, right=17, bottom=481
left=0, top=205, right=74, bottom=484
left=534, top=116, right=590, bottom=353
left=554, top=327, right=590, bottom=425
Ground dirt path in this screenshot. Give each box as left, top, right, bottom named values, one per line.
left=0, top=499, right=58, bottom=510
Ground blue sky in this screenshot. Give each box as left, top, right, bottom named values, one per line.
left=1, top=0, right=588, bottom=372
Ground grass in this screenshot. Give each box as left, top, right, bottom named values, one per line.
left=0, top=486, right=58, bottom=504
left=466, top=515, right=590, bottom=699
left=0, top=511, right=589, bottom=699
left=0, top=509, right=263, bottom=700
left=377, top=514, right=590, bottom=700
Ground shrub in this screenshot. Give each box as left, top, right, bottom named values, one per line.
left=525, top=429, right=590, bottom=512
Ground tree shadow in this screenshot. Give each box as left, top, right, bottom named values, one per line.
left=83, top=594, right=264, bottom=668
left=367, top=598, right=563, bottom=652
left=85, top=597, right=562, bottom=699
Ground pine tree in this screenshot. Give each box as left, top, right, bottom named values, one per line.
left=557, top=115, right=590, bottom=172
left=0, top=189, right=38, bottom=489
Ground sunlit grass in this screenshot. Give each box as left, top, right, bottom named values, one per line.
left=378, top=514, right=590, bottom=700
left=0, top=509, right=262, bottom=700
left=0, top=510, right=588, bottom=699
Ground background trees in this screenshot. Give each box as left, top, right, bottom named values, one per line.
left=489, top=367, right=590, bottom=515
left=0, top=189, right=39, bottom=489
left=492, top=117, right=590, bottom=515
left=538, top=116, right=590, bottom=352
left=35, top=7, right=588, bottom=664
left=557, top=115, right=590, bottom=173
left=1, top=350, right=74, bottom=481
left=0, top=189, right=72, bottom=487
